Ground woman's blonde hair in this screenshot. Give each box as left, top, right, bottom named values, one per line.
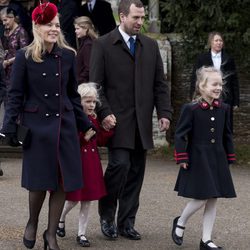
left=25, top=15, right=76, bottom=62
left=193, top=66, right=224, bottom=101
left=0, top=7, right=20, bottom=24
left=207, top=31, right=224, bottom=49
left=74, top=16, right=98, bottom=40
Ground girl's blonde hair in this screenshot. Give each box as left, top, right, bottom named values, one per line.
left=25, top=16, right=76, bottom=62
left=193, top=66, right=224, bottom=101
left=77, top=82, right=101, bottom=104
left=74, top=16, right=98, bottom=40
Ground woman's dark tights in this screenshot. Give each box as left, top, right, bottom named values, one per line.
left=24, top=186, right=65, bottom=250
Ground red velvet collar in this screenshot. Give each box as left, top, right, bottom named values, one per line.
left=199, top=99, right=221, bottom=109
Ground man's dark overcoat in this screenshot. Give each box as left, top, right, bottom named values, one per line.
left=90, top=28, right=172, bottom=150
left=190, top=50, right=240, bottom=107
left=1, top=46, right=91, bottom=192
left=80, top=0, right=116, bottom=36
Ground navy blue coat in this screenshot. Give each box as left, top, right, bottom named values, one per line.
left=2, top=45, right=91, bottom=192
left=174, top=100, right=236, bottom=199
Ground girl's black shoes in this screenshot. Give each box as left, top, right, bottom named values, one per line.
left=23, top=236, right=36, bottom=249
left=56, top=221, right=65, bottom=237
left=200, top=240, right=223, bottom=249
left=76, top=235, right=90, bottom=247
left=171, top=216, right=185, bottom=246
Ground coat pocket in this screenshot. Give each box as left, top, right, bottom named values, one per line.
left=23, top=103, right=39, bottom=113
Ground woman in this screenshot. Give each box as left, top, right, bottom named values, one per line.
left=0, top=7, right=29, bottom=103
left=190, top=31, right=240, bottom=130
left=1, top=2, right=92, bottom=250
left=74, top=16, right=98, bottom=84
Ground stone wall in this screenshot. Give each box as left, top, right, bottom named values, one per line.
left=164, top=33, right=250, bottom=144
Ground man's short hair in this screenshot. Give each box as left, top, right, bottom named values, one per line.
left=118, top=0, right=144, bottom=16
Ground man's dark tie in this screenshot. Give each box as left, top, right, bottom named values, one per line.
left=88, top=3, right=92, bottom=12
left=129, top=37, right=135, bottom=56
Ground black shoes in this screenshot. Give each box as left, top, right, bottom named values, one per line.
left=200, top=240, right=223, bottom=249
left=76, top=235, right=90, bottom=247
left=23, top=236, right=36, bottom=249
left=0, top=168, right=3, bottom=176
left=171, top=216, right=185, bottom=246
left=119, top=227, right=141, bottom=240
left=100, top=219, right=118, bottom=239
left=56, top=221, right=65, bottom=237
left=43, top=230, right=56, bottom=250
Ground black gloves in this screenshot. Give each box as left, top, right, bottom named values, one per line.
left=4, top=133, right=21, bottom=147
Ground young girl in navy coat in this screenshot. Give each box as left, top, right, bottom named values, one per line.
left=57, top=82, right=113, bottom=247
left=172, top=66, right=236, bottom=250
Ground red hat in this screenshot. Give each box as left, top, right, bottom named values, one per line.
left=32, top=2, right=58, bottom=25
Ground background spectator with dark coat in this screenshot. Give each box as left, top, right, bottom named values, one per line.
left=74, top=16, right=98, bottom=84
left=190, top=31, right=240, bottom=130
left=80, top=0, right=116, bottom=36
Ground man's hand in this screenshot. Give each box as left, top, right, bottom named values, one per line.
left=158, top=118, right=170, bottom=132
left=102, top=114, right=116, bottom=131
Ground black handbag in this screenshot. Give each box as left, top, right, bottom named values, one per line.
left=17, top=124, right=31, bottom=147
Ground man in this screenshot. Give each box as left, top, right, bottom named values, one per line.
left=80, top=0, right=116, bottom=36
left=90, top=0, right=172, bottom=240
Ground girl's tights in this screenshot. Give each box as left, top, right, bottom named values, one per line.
left=24, top=186, right=66, bottom=250
left=176, top=198, right=218, bottom=248
left=60, top=200, right=91, bottom=236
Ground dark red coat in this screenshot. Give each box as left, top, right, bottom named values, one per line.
left=66, top=115, right=113, bottom=201
left=2, top=46, right=92, bottom=192
left=76, top=36, right=93, bottom=84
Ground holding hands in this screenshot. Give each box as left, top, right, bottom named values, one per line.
left=102, top=114, right=116, bottom=131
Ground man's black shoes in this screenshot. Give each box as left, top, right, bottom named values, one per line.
left=119, top=227, right=141, bottom=240
left=100, top=219, right=118, bottom=239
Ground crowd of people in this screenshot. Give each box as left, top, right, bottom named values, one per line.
left=0, top=0, right=240, bottom=250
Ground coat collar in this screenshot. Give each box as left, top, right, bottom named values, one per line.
left=111, top=27, right=143, bottom=47
left=45, top=43, right=62, bottom=57
left=199, top=99, right=221, bottom=109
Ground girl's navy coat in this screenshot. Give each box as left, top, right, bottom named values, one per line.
left=174, top=100, right=236, bottom=199
left=2, top=46, right=91, bottom=192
